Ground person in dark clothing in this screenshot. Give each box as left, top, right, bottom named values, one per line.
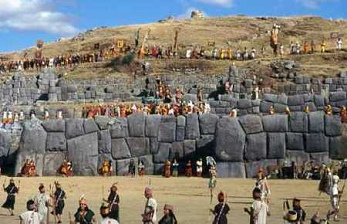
left=292, top=198, right=306, bottom=224
left=2, top=178, right=19, bottom=216
left=128, top=159, right=136, bottom=177
left=211, top=191, right=230, bottom=224
left=103, top=183, right=120, bottom=221
left=51, top=182, right=66, bottom=224
left=74, top=197, right=95, bottom=224
left=159, top=204, right=178, bottom=224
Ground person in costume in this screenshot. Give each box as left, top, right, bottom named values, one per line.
left=158, top=204, right=177, bottom=224
left=292, top=198, right=306, bottom=224
left=172, top=159, right=179, bottom=177
left=100, top=203, right=119, bottom=224
left=327, top=171, right=340, bottom=221
left=255, top=169, right=270, bottom=201
left=142, top=187, right=157, bottom=224
left=209, top=166, right=217, bottom=204
left=98, top=159, right=111, bottom=177
left=244, top=188, right=270, bottom=224
left=164, top=160, right=171, bottom=178
left=196, top=158, right=203, bottom=177
left=283, top=198, right=306, bottom=224
left=34, top=184, right=50, bottom=224
left=139, top=160, right=145, bottom=176
left=2, top=178, right=19, bottom=216
left=74, top=196, right=96, bottom=224
left=51, top=182, right=66, bottom=224
left=103, top=183, right=120, bottom=221
left=19, top=199, right=41, bottom=224
left=129, top=159, right=136, bottom=177
left=211, top=191, right=230, bottom=224
left=185, top=160, right=193, bottom=177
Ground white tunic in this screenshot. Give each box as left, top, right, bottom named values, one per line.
left=20, top=211, right=42, bottom=224
left=34, top=193, right=50, bottom=224
left=331, top=174, right=339, bottom=196
left=252, top=200, right=269, bottom=224
left=147, top=198, right=158, bottom=223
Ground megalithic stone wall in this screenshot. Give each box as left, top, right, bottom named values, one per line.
left=11, top=112, right=346, bottom=178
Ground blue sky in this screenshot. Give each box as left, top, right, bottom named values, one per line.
left=0, top=0, right=346, bottom=52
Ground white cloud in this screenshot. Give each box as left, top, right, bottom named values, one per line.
left=298, top=0, right=335, bottom=9
left=0, top=0, right=78, bottom=35
left=194, top=0, right=234, bottom=7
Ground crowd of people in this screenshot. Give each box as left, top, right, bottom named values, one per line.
left=1, top=160, right=345, bottom=224
left=0, top=34, right=344, bottom=75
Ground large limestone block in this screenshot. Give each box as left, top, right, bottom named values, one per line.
left=310, top=152, right=331, bottom=164
left=0, top=129, right=12, bottom=151
left=245, top=133, right=267, bottom=161
left=43, top=152, right=67, bottom=176
left=176, top=115, right=186, bottom=127
left=110, top=118, right=128, bottom=138
left=288, top=95, right=304, bottom=106
left=268, top=133, right=286, bottom=159
left=176, top=126, right=185, bottom=142
left=199, top=114, right=219, bottom=135
left=329, top=137, right=342, bottom=159
left=185, top=114, right=200, bottom=140
left=66, top=118, right=85, bottom=139
left=111, top=138, right=131, bottom=159
left=289, top=112, right=308, bottom=133
left=330, top=92, right=346, bottom=102
left=239, top=115, right=263, bottom=134
left=286, top=133, right=305, bottom=151
left=83, top=119, right=99, bottom=134
left=172, top=142, right=184, bottom=159
left=215, top=117, right=246, bottom=162
left=98, top=130, right=112, bottom=153
left=304, top=133, right=329, bottom=153
left=154, top=143, right=172, bottom=163
left=216, top=162, right=246, bottom=178
left=285, top=151, right=310, bottom=166
left=145, top=115, right=161, bottom=137
left=262, top=115, right=288, bottom=132
left=149, top=138, right=159, bottom=154
left=67, top=132, right=98, bottom=175
left=128, top=114, right=145, bottom=137
left=308, top=112, right=324, bottom=133
left=42, top=119, right=65, bottom=132
left=183, top=140, right=196, bottom=157
left=46, top=132, right=67, bottom=151
left=95, top=116, right=111, bottom=130
left=20, top=119, right=47, bottom=154
left=126, top=137, right=150, bottom=157
left=325, top=115, right=343, bottom=137
left=158, top=117, right=176, bottom=143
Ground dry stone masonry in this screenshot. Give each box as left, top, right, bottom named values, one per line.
left=0, top=112, right=343, bottom=178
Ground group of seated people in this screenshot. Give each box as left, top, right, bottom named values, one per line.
left=17, top=159, right=38, bottom=177
left=266, top=159, right=347, bottom=180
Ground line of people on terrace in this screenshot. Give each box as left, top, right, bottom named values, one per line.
left=0, top=36, right=344, bottom=74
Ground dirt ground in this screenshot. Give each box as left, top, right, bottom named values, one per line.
left=0, top=176, right=346, bottom=224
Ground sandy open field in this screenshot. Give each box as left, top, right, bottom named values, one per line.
left=0, top=176, right=346, bottom=224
